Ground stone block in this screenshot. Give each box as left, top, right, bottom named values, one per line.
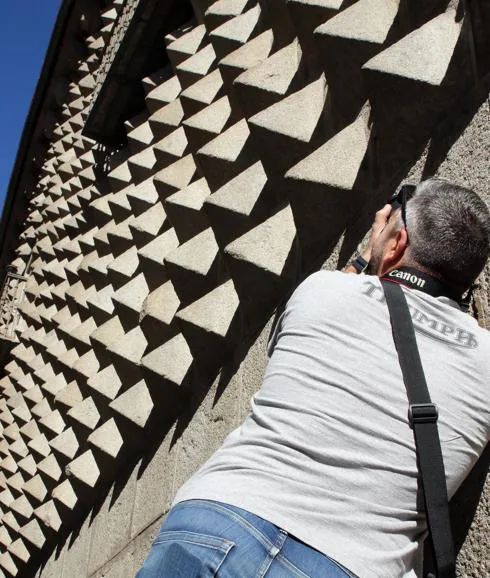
left=180, top=69, right=224, bottom=117
left=205, top=0, right=256, bottom=31
left=153, top=127, right=189, bottom=166
left=248, top=73, right=329, bottom=177
left=210, top=4, right=264, bottom=60
left=176, top=279, right=242, bottom=368
left=286, top=0, right=344, bottom=57
left=112, top=273, right=150, bottom=329
left=148, top=99, right=185, bottom=140
left=109, top=381, right=154, bottom=429
left=313, top=0, right=399, bottom=125
left=362, top=9, right=468, bottom=179
left=137, top=228, right=180, bottom=288
left=166, top=24, right=208, bottom=69
left=66, top=450, right=100, bottom=489
left=285, top=101, right=371, bottom=261
left=164, top=227, right=222, bottom=306
left=145, top=76, right=181, bottom=114
left=140, top=333, right=193, bottom=390
left=183, top=96, right=236, bottom=152
left=176, top=44, right=217, bottom=89
left=234, top=38, right=306, bottom=118
left=196, top=118, right=256, bottom=192
left=87, top=418, right=124, bottom=459
left=34, top=500, right=62, bottom=532
left=127, top=148, right=157, bottom=182
left=139, top=281, right=180, bottom=345
left=164, top=178, right=211, bottom=243
left=153, top=154, right=198, bottom=200
left=218, top=28, right=273, bottom=86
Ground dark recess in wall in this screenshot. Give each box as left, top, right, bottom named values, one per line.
left=83, top=0, right=194, bottom=147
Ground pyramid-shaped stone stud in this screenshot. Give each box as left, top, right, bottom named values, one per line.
left=109, top=380, right=154, bottom=429
left=218, top=29, right=273, bottom=87
left=183, top=96, right=235, bottom=152
left=361, top=10, right=466, bottom=179
left=65, top=449, right=100, bottom=488
left=210, top=4, right=263, bottom=60
left=285, top=101, right=371, bottom=261
left=164, top=178, right=211, bottom=244
left=140, top=333, right=193, bottom=390
left=34, top=499, right=62, bottom=531
left=148, top=99, right=185, bottom=140
left=176, top=44, right=217, bottom=89
left=164, top=228, right=222, bottom=306
left=145, top=76, right=181, bottom=114
left=176, top=279, right=241, bottom=367
left=139, top=281, right=180, bottom=344
left=196, top=118, right=255, bottom=192
left=225, top=205, right=298, bottom=318
left=166, top=25, right=208, bottom=69
left=87, top=418, right=124, bottom=459
left=180, top=69, right=224, bottom=117
left=248, top=73, right=329, bottom=177
left=286, top=0, right=344, bottom=56
left=52, top=479, right=78, bottom=511
left=205, top=0, right=256, bottom=32
left=313, top=0, right=399, bottom=125
left=86, top=364, right=123, bottom=402
left=234, top=38, right=305, bottom=118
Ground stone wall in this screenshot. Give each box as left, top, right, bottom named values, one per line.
left=0, top=0, right=488, bottom=576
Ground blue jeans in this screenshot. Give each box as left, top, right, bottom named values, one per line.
left=136, top=499, right=355, bottom=577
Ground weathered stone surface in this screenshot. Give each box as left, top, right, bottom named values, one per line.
left=65, top=450, right=100, bottom=488
left=87, top=468, right=137, bottom=576
left=87, top=418, right=124, bottom=459
left=177, top=279, right=241, bottom=366
left=109, top=381, right=154, bottom=428
left=140, top=333, right=193, bottom=388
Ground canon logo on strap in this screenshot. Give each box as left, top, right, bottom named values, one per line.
left=388, top=269, right=426, bottom=289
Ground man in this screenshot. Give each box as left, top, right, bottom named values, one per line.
left=137, top=178, right=490, bottom=577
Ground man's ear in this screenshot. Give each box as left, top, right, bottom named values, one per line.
left=381, top=227, right=408, bottom=272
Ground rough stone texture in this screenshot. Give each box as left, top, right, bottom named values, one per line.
left=87, top=468, right=138, bottom=576
left=0, top=1, right=488, bottom=577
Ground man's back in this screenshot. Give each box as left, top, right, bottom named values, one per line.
left=174, top=271, right=490, bottom=578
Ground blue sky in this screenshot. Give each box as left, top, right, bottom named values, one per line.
left=0, top=1, right=62, bottom=213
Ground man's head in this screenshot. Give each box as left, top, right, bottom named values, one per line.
left=368, top=178, right=490, bottom=293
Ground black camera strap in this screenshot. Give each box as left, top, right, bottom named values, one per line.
left=381, top=279, right=455, bottom=578
left=382, top=267, right=461, bottom=304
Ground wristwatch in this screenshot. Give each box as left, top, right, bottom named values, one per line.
left=350, top=253, right=369, bottom=273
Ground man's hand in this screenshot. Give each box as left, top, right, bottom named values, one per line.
left=344, top=203, right=393, bottom=274
left=363, top=203, right=392, bottom=263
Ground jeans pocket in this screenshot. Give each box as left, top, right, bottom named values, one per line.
left=137, top=530, right=235, bottom=578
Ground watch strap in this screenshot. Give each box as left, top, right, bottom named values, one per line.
left=351, top=255, right=369, bottom=273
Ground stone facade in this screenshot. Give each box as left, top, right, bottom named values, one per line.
left=0, top=1, right=488, bottom=576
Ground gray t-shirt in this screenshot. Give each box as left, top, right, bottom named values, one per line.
left=174, top=271, right=490, bottom=578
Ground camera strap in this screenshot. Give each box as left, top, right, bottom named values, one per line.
left=381, top=280, right=455, bottom=578
left=381, top=267, right=461, bottom=304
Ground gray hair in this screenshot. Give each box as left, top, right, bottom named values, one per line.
left=404, top=178, right=490, bottom=290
